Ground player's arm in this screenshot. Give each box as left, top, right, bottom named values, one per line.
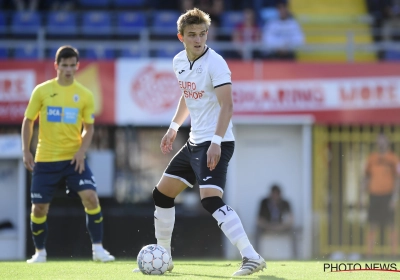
left=207, top=84, right=233, bottom=171
left=72, top=92, right=95, bottom=173
left=22, top=86, right=41, bottom=172
left=71, top=122, right=94, bottom=174
left=160, top=95, right=189, bottom=154
left=21, top=117, right=35, bottom=171
left=360, top=157, right=371, bottom=208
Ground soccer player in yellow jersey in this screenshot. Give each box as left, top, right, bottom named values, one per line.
left=21, top=46, right=115, bottom=263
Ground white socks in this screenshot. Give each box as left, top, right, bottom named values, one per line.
left=36, top=249, right=47, bottom=256
left=212, top=205, right=259, bottom=259
left=92, top=244, right=104, bottom=252
left=154, top=206, right=175, bottom=256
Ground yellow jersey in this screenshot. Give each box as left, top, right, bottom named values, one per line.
left=25, top=78, right=95, bottom=162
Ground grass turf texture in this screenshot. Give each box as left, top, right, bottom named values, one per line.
left=1, top=260, right=400, bottom=279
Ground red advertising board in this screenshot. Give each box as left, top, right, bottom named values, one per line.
left=228, top=62, right=400, bottom=124
left=0, top=61, right=115, bottom=124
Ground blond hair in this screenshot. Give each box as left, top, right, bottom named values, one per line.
left=177, top=8, right=211, bottom=35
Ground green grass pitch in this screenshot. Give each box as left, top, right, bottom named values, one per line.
left=1, top=260, right=400, bottom=279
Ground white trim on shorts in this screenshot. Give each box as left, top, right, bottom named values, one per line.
left=199, top=184, right=224, bottom=193
left=163, top=173, right=194, bottom=188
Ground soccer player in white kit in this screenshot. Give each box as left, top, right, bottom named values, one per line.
left=135, top=8, right=266, bottom=276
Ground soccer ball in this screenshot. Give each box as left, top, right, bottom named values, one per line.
left=137, top=244, right=170, bottom=275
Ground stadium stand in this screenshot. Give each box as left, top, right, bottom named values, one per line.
left=84, top=46, right=115, bottom=59
left=46, top=11, right=78, bottom=37
left=151, top=10, right=180, bottom=37
left=290, top=0, right=377, bottom=62
left=11, top=11, right=41, bottom=37
left=0, top=47, right=7, bottom=59
left=116, top=12, right=147, bottom=36
left=81, top=11, right=112, bottom=37
left=113, top=0, right=146, bottom=8
left=120, top=45, right=142, bottom=58
left=14, top=44, right=38, bottom=59
left=79, top=0, right=111, bottom=8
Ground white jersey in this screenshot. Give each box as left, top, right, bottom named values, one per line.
left=173, top=46, right=235, bottom=144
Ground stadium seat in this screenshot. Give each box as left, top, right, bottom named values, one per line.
left=11, top=11, right=41, bottom=36
left=220, top=11, right=244, bottom=35
left=120, top=45, right=142, bottom=58
left=79, top=0, right=110, bottom=8
left=156, top=44, right=182, bottom=58
left=114, top=0, right=146, bottom=8
left=46, top=11, right=77, bottom=36
left=0, top=47, right=8, bottom=59
left=384, top=50, right=400, bottom=61
left=14, top=45, right=38, bottom=59
left=81, top=12, right=112, bottom=37
left=151, top=11, right=180, bottom=36
left=84, top=46, right=114, bottom=60
left=0, top=12, right=7, bottom=36
left=116, top=12, right=146, bottom=36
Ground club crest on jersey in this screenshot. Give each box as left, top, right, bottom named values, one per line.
left=73, top=94, right=79, bottom=102
left=196, top=65, right=203, bottom=74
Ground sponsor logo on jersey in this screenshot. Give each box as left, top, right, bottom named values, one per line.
left=203, top=176, right=212, bottom=181
left=178, top=70, right=185, bottom=74
left=179, top=81, right=204, bottom=99
left=47, top=106, right=62, bottom=122
left=50, top=93, right=58, bottom=97
left=63, top=107, right=79, bottom=124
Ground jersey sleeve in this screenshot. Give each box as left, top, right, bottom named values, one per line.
left=83, top=92, right=95, bottom=124
left=24, top=85, right=42, bottom=121
left=209, top=54, right=232, bottom=88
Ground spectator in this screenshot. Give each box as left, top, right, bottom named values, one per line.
left=261, top=1, right=304, bottom=60
left=361, top=133, right=399, bottom=257
left=11, top=0, right=40, bottom=11
left=255, top=184, right=298, bottom=258
left=231, top=8, right=261, bottom=59
left=382, top=0, right=400, bottom=42
left=257, top=184, right=293, bottom=234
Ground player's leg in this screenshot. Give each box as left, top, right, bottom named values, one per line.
left=27, top=162, right=61, bottom=263
left=27, top=203, right=50, bottom=263
left=67, top=160, right=114, bottom=262
left=154, top=142, right=196, bottom=272
left=196, top=141, right=266, bottom=276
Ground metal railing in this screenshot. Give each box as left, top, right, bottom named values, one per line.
left=1, top=27, right=400, bottom=61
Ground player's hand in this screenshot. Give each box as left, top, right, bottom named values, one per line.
left=71, top=150, right=86, bottom=174
left=207, top=143, right=221, bottom=171
left=160, top=129, right=177, bottom=154
left=23, top=151, right=35, bottom=172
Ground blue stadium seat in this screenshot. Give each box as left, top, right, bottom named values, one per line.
left=151, top=11, right=180, bottom=35
left=220, top=11, right=244, bottom=34
left=84, top=47, right=114, bottom=60
left=120, top=45, right=142, bottom=58
left=156, top=44, right=182, bottom=58
left=79, top=0, right=110, bottom=8
left=116, top=12, right=146, bottom=36
left=0, top=12, right=7, bottom=36
left=0, top=47, right=8, bottom=59
left=384, top=50, right=400, bottom=61
left=114, top=0, right=145, bottom=8
left=81, top=12, right=112, bottom=37
left=14, top=45, right=38, bottom=59
left=11, top=11, right=41, bottom=36
left=46, top=11, right=77, bottom=36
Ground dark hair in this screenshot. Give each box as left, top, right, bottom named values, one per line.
left=55, top=45, right=79, bottom=64
left=271, top=184, right=281, bottom=194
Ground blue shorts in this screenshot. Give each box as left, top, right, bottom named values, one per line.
left=30, top=160, right=96, bottom=204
